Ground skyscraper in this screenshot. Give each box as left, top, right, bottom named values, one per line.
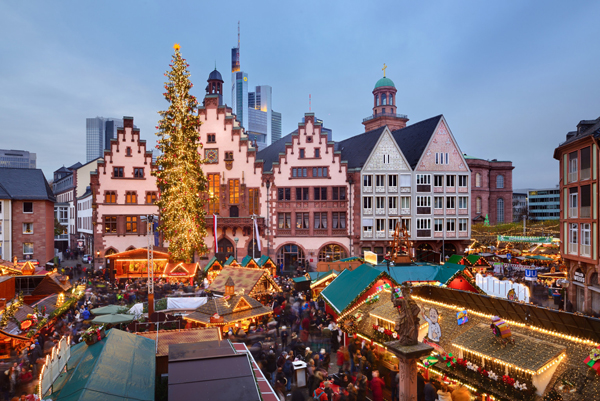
left=86, top=117, right=124, bottom=162
left=271, top=111, right=282, bottom=143
left=0, top=149, right=36, bottom=168
left=234, top=71, right=249, bottom=130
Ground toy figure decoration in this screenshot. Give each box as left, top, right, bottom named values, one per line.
left=490, top=316, right=514, bottom=346
left=421, top=306, right=441, bottom=343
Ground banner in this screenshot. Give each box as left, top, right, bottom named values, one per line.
left=213, top=215, right=218, bottom=253
left=497, top=235, right=553, bottom=243
left=253, top=218, right=262, bottom=251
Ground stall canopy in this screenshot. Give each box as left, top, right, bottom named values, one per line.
left=45, top=329, right=155, bottom=401
left=163, top=262, right=199, bottom=278
left=90, top=305, right=126, bottom=316
left=203, top=257, right=223, bottom=273
left=320, top=264, right=393, bottom=315
left=524, top=255, right=554, bottom=261
left=91, top=314, right=134, bottom=325
left=412, top=285, right=600, bottom=344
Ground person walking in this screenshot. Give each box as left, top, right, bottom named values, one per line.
left=370, top=370, right=385, bottom=401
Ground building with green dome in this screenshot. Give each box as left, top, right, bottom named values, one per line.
left=363, top=70, right=408, bottom=132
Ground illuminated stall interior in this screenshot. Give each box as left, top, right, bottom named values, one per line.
left=207, top=267, right=282, bottom=301
left=240, top=255, right=277, bottom=276
left=106, top=249, right=169, bottom=281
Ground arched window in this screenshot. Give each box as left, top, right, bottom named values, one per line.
left=497, top=198, right=505, bottom=223
left=476, top=197, right=482, bottom=214
left=382, top=93, right=387, bottom=105
left=496, top=175, right=504, bottom=189
left=376, top=95, right=380, bottom=106
left=389, top=94, right=394, bottom=106
left=475, top=173, right=481, bottom=188
left=318, top=244, right=346, bottom=262
left=276, top=244, right=305, bottom=272
left=247, top=239, right=261, bottom=258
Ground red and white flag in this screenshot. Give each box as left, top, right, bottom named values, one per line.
left=253, top=217, right=262, bottom=252
left=213, top=214, right=218, bottom=253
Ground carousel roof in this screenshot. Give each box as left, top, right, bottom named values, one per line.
left=185, top=294, right=272, bottom=325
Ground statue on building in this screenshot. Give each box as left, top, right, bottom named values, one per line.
left=391, top=284, right=421, bottom=346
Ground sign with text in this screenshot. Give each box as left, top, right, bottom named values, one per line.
left=574, top=270, right=586, bottom=284
left=525, top=269, right=538, bottom=281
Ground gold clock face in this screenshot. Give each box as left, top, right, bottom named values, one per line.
left=244, top=77, right=247, bottom=81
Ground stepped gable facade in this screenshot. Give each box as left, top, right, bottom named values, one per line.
left=91, top=116, right=159, bottom=269
left=198, top=68, right=266, bottom=263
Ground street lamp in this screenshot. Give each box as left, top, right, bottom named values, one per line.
left=234, top=237, right=239, bottom=261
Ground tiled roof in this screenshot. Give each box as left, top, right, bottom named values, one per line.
left=256, top=133, right=293, bottom=172
left=186, top=294, right=272, bottom=324
left=320, top=264, right=390, bottom=314
left=336, top=126, right=386, bottom=169
left=208, top=267, right=280, bottom=295
left=136, top=328, right=221, bottom=356
left=452, top=323, right=566, bottom=372
left=0, top=168, right=55, bottom=201
left=391, top=115, right=442, bottom=169
left=556, top=116, right=600, bottom=148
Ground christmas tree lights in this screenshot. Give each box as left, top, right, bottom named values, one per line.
left=153, top=44, right=208, bottom=262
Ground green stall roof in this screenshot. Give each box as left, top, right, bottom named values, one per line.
left=374, top=262, right=464, bottom=285
left=320, top=264, right=389, bottom=314
left=446, top=255, right=466, bottom=265
left=47, top=329, right=155, bottom=401
left=203, top=257, right=221, bottom=272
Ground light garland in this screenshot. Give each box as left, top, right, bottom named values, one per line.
left=413, top=296, right=599, bottom=347
left=452, top=344, right=565, bottom=376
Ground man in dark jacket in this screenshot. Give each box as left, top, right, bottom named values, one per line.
left=266, top=350, right=277, bottom=385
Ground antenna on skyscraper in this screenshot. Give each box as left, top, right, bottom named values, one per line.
left=309, top=94, right=311, bottom=111
left=238, top=21, right=240, bottom=50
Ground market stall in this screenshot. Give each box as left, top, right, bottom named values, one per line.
left=240, top=255, right=277, bottom=276
left=163, top=262, right=199, bottom=285
left=106, top=248, right=169, bottom=281
left=203, top=257, right=223, bottom=283
left=207, top=267, right=281, bottom=300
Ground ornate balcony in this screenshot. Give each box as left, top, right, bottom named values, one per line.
left=376, top=231, right=386, bottom=238
left=376, top=208, right=386, bottom=215
left=363, top=186, right=373, bottom=193
left=375, top=186, right=386, bottom=193
left=363, top=231, right=373, bottom=238
left=363, top=208, right=373, bottom=215
left=205, top=216, right=264, bottom=229
left=388, top=208, right=398, bottom=215
left=388, top=186, right=398, bottom=193
left=400, top=208, right=410, bottom=215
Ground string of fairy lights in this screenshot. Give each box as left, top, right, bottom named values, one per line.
left=153, top=44, right=209, bottom=262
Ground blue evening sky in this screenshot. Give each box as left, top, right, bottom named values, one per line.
left=1, top=1, right=599, bottom=189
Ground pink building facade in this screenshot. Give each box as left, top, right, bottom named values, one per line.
left=91, top=117, right=159, bottom=269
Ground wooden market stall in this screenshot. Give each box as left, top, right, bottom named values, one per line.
left=240, top=255, right=277, bottom=276
left=291, top=270, right=339, bottom=296
left=163, top=262, right=199, bottom=285
left=185, top=280, right=272, bottom=334
left=203, top=257, right=223, bottom=283
left=106, top=248, right=169, bottom=281
left=207, top=267, right=281, bottom=301
left=223, top=257, right=241, bottom=268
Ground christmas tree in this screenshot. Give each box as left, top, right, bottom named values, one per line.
left=153, top=44, right=208, bottom=262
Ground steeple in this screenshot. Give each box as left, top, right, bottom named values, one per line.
left=206, top=68, right=224, bottom=106
left=362, top=66, right=409, bottom=132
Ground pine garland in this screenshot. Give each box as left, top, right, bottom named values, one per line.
left=153, top=44, right=208, bottom=262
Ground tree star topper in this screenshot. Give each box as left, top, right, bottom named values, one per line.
left=173, top=43, right=181, bottom=51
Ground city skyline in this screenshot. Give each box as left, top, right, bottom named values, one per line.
left=1, top=1, right=600, bottom=188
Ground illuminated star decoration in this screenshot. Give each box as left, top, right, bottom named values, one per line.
left=173, top=43, right=181, bottom=51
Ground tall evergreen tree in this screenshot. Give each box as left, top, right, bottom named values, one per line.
left=153, top=44, right=208, bottom=262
